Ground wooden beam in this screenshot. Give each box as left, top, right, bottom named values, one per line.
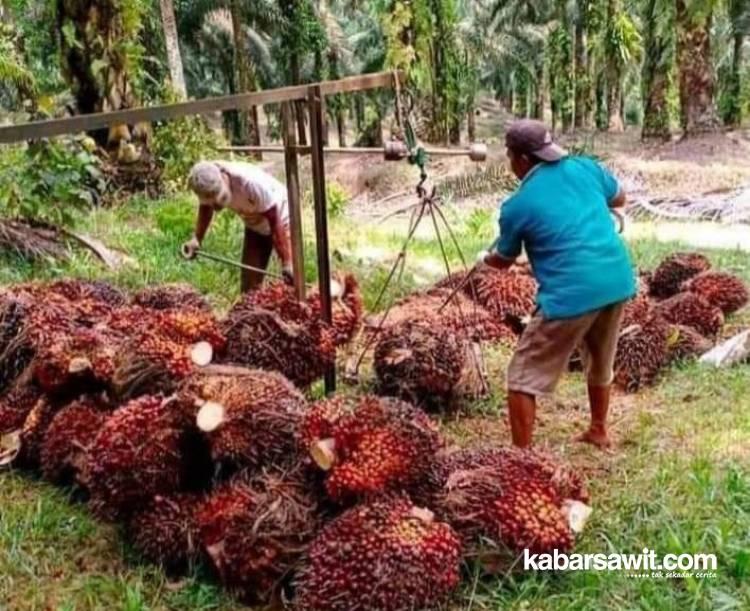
left=282, top=102, right=306, bottom=301
left=308, top=85, right=335, bottom=393
left=0, top=71, right=397, bottom=144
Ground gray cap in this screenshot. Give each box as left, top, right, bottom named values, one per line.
left=505, top=119, right=568, bottom=162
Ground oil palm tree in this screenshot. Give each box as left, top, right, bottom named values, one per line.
left=675, top=0, right=720, bottom=134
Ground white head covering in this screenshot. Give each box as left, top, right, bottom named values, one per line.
left=188, top=161, right=229, bottom=205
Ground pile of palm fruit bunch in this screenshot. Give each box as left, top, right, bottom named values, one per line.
left=612, top=252, right=748, bottom=392
left=366, top=263, right=536, bottom=408
left=0, top=274, right=592, bottom=608
left=221, top=274, right=363, bottom=387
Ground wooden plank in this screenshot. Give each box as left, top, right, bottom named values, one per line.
left=308, top=85, right=336, bottom=393
left=0, top=71, right=397, bottom=144
left=282, top=102, right=306, bottom=301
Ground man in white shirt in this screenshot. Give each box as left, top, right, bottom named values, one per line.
left=183, top=160, right=294, bottom=291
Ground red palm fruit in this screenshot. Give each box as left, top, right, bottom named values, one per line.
left=222, top=284, right=337, bottom=387
left=153, top=308, right=226, bottom=352
left=622, top=276, right=653, bottom=328
left=197, top=468, right=320, bottom=604
left=102, top=305, right=153, bottom=334
left=295, top=496, right=461, bottom=611
left=649, top=252, right=711, bottom=299
left=0, top=294, right=34, bottom=392
left=32, top=327, right=117, bottom=394
left=654, top=292, right=724, bottom=338
left=682, top=271, right=749, bottom=314
left=429, top=447, right=586, bottom=556
left=127, top=493, right=201, bottom=570
left=301, top=395, right=442, bottom=501
left=438, top=265, right=537, bottom=326
left=47, top=279, right=127, bottom=307
left=614, top=316, right=670, bottom=392
left=374, top=320, right=465, bottom=407
left=308, top=274, right=364, bottom=346
left=665, top=325, right=713, bottom=363
left=15, top=395, right=59, bottom=468
left=82, top=395, right=192, bottom=519
left=367, top=289, right=517, bottom=344
left=0, top=382, right=43, bottom=434
left=132, top=284, right=211, bottom=312
left=111, top=326, right=215, bottom=400
left=182, top=366, right=307, bottom=470
left=40, top=395, right=111, bottom=485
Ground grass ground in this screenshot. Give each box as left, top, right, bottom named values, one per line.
left=1, top=192, right=749, bottom=611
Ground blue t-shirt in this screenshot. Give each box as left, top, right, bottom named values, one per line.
left=496, top=156, right=636, bottom=320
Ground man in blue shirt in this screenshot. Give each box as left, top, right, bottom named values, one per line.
left=480, top=119, right=636, bottom=449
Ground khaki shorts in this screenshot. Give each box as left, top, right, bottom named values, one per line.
left=507, top=302, right=626, bottom=396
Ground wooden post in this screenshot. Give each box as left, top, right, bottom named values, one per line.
left=281, top=102, right=305, bottom=301
left=308, top=85, right=335, bottom=393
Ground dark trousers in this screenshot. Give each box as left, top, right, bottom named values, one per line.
left=240, top=228, right=273, bottom=293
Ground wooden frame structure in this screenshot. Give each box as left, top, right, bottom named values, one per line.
left=0, top=70, right=402, bottom=393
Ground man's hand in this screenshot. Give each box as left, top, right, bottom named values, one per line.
left=483, top=251, right=515, bottom=271
left=282, top=263, right=294, bottom=286
left=181, top=236, right=200, bottom=260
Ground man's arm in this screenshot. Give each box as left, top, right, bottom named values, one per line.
left=195, top=204, right=215, bottom=243
left=263, top=206, right=293, bottom=281
left=484, top=251, right=515, bottom=270
left=609, top=189, right=626, bottom=209
left=183, top=204, right=214, bottom=258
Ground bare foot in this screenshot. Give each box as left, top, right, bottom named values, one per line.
left=575, top=429, right=612, bottom=450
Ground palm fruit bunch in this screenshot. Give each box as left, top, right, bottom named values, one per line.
left=32, top=326, right=117, bottom=394
left=308, top=274, right=364, bottom=346
left=367, top=289, right=516, bottom=345
left=622, top=275, right=654, bottom=328
left=222, top=282, right=336, bottom=387
left=300, top=395, right=442, bottom=501
left=654, top=292, right=724, bottom=338
left=132, top=283, right=211, bottom=312
left=46, top=278, right=127, bottom=307
left=196, top=468, right=320, bottom=604
left=40, top=395, right=111, bottom=485
left=127, top=493, right=201, bottom=571
left=82, top=395, right=194, bottom=519
left=373, top=319, right=465, bottom=407
left=428, top=447, right=588, bottom=557
left=0, top=381, right=43, bottom=434
left=649, top=252, right=711, bottom=299
left=0, top=293, right=34, bottom=392
left=682, top=271, right=749, bottom=314
left=436, top=265, right=537, bottom=330
left=666, top=325, right=713, bottom=364
left=294, top=496, right=461, bottom=611
left=179, top=366, right=306, bottom=470
left=614, top=316, right=670, bottom=392
left=14, top=395, right=59, bottom=468
left=111, top=308, right=223, bottom=399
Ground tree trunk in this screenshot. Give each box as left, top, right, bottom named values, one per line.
left=337, top=110, right=346, bottom=147
left=533, top=62, right=545, bottom=119
left=449, top=115, right=460, bottom=144
left=230, top=0, right=260, bottom=148
left=641, top=0, right=673, bottom=140
left=574, top=1, right=590, bottom=129
left=725, top=32, right=744, bottom=126
left=595, top=73, right=607, bottom=130
left=56, top=0, right=139, bottom=145
left=290, top=53, right=307, bottom=146
left=676, top=0, right=719, bottom=135
left=467, top=104, right=476, bottom=142
left=607, top=79, right=624, bottom=132
left=159, top=0, right=187, bottom=98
